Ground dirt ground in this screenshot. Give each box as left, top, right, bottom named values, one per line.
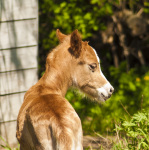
left=0, top=136, right=114, bottom=150
left=83, top=136, right=113, bottom=150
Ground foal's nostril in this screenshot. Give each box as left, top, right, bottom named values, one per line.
left=110, top=87, right=114, bottom=93
left=110, top=89, right=112, bottom=93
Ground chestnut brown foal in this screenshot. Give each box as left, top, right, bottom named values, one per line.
left=16, top=29, right=114, bottom=150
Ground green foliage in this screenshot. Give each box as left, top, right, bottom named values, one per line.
left=144, top=2, right=149, bottom=13
left=39, top=0, right=114, bottom=51
left=39, top=0, right=148, bottom=50
left=113, top=110, right=149, bottom=149
left=109, top=62, right=149, bottom=114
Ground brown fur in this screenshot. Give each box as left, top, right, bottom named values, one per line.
left=16, top=29, right=113, bottom=150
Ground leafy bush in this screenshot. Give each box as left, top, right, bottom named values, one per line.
left=39, top=0, right=149, bottom=50
left=39, top=0, right=114, bottom=50
left=113, top=110, right=149, bottom=149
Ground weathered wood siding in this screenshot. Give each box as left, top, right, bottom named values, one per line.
left=0, top=0, right=38, bottom=147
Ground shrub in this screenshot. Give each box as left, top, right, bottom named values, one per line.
left=113, top=110, right=149, bottom=149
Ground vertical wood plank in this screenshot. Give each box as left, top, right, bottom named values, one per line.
left=0, top=121, right=18, bottom=148
left=0, top=46, right=38, bottom=72
left=0, top=69, right=38, bottom=95
left=0, top=20, right=38, bottom=49
left=0, top=93, right=25, bottom=122
left=0, top=0, right=38, bottom=147
left=0, top=0, right=38, bottom=21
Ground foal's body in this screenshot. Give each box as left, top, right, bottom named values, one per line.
left=17, top=30, right=114, bottom=150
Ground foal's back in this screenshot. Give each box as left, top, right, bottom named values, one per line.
left=17, top=92, right=82, bottom=150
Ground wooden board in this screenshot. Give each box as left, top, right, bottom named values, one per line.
left=0, top=0, right=38, bottom=22
left=0, top=19, right=38, bottom=49
left=0, top=46, right=38, bottom=72
left=0, top=0, right=38, bottom=147
left=0, top=121, right=18, bottom=147
left=0, top=92, right=25, bottom=122
left=0, top=69, right=38, bottom=95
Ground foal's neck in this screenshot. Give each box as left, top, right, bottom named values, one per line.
left=39, top=62, right=73, bottom=97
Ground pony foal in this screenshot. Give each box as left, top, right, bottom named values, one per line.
left=16, top=29, right=114, bottom=150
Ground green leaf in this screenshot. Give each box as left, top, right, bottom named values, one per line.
left=128, top=82, right=136, bottom=91
left=60, top=2, right=67, bottom=8
left=144, top=2, right=149, bottom=6
left=84, top=13, right=91, bottom=20
left=91, top=0, right=99, bottom=4
left=133, top=112, right=147, bottom=123
left=127, top=130, right=139, bottom=137
left=144, top=8, right=149, bottom=13
left=114, top=124, right=123, bottom=131
left=122, top=121, right=136, bottom=127
left=138, top=141, right=149, bottom=149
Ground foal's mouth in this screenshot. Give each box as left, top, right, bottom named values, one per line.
left=96, top=83, right=114, bottom=102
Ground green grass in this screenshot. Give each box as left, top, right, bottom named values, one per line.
left=0, top=136, right=19, bottom=150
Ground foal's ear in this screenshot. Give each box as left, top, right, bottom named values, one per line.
left=56, top=29, right=67, bottom=43
left=69, top=29, right=82, bottom=58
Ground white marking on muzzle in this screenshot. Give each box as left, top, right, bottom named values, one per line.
left=97, top=82, right=114, bottom=101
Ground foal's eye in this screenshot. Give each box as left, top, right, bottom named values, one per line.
left=89, top=63, right=97, bottom=72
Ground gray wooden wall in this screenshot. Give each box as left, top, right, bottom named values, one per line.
left=0, top=0, right=38, bottom=147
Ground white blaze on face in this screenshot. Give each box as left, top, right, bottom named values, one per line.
left=91, top=47, right=114, bottom=101
left=91, top=47, right=106, bottom=79
left=91, top=47, right=100, bottom=64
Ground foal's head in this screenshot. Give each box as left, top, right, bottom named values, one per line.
left=55, top=29, right=114, bottom=102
